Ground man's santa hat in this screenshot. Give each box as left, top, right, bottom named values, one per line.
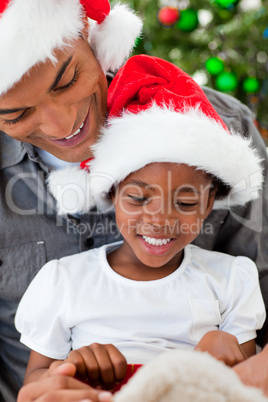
left=48, top=55, right=263, bottom=214
left=0, top=0, right=142, bottom=95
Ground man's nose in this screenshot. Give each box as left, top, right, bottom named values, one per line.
left=38, top=100, right=76, bottom=138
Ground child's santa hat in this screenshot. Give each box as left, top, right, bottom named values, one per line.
left=0, top=0, right=142, bottom=95
left=48, top=55, right=263, bottom=214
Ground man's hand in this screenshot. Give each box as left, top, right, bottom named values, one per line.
left=233, top=345, right=268, bottom=396
left=194, top=331, right=247, bottom=367
left=65, top=343, right=127, bottom=390
left=17, top=362, right=112, bottom=402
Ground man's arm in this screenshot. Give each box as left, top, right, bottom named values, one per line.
left=196, top=88, right=268, bottom=394
left=196, top=87, right=268, bottom=347
left=233, top=344, right=268, bottom=396
left=18, top=346, right=123, bottom=402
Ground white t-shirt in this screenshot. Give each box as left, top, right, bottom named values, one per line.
left=15, top=242, right=265, bottom=364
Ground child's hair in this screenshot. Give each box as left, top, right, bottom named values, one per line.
left=207, top=173, right=231, bottom=200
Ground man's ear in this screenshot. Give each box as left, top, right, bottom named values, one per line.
left=81, top=17, right=90, bottom=40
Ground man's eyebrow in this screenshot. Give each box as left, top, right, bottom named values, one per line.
left=127, top=180, right=155, bottom=191
left=48, top=55, right=73, bottom=92
left=0, top=55, right=74, bottom=115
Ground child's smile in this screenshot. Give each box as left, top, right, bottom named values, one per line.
left=108, top=162, right=216, bottom=281
left=138, top=235, right=176, bottom=255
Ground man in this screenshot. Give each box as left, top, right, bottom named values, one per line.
left=0, top=0, right=267, bottom=401
left=0, top=1, right=142, bottom=401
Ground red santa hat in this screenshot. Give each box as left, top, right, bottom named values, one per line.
left=0, top=0, right=142, bottom=96
left=48, top=55, right=263, bottom=214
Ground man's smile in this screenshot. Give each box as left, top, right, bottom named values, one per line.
left=49, top=108, right=90, bottom=147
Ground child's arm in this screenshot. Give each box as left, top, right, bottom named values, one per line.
left=24, top=343, right=127, bottom=390
left=23, top=351, right=57, bottom=384
left=194, top=331, right=256, bottom=367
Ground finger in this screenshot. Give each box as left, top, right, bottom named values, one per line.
left=105, top=344, right=127, bottom=382
left=66, top=349, right=87, bottom=380
left=222, top=347, right=247, bottom=367
left=52, top=362, right=77, bottom=378
left=80, top=347, right=101, bottom=384
left=98, top=391, right=113, bottom=402
left=67, top=348, right=99, bottom=383
left=89, top=344, right=116, bottom=389
left=17, top=376, right=105, bottom=402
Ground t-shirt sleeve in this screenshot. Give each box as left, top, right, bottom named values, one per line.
left=220, top=256, right=266, bottom=344
left=15, top=260, right=71, bottom=360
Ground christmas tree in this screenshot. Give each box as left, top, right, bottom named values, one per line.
left=114, top=0, right=268, bottom=143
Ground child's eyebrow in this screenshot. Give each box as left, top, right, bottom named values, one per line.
left=127, top=180, right=155, bottom=191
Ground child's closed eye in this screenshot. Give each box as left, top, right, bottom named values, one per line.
left=176, top=201, right=198, bottom=208
left=128, top=194, right=149, bottom=203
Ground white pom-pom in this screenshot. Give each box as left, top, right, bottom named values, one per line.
left=47, top=167, right=96, bottom=215
left=89, top=4, right=143, bottom=72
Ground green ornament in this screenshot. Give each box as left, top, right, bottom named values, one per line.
left=176, top=9, right=198, bottom=32
left=242, top=77, right=260, bottom=93
left=134, top=37, right=141, bottom=48
left=205, top=57, right=224, bottom=75
left=214, top=0, right=239, bottom=9
left=216, top=72, right=238, bottom=91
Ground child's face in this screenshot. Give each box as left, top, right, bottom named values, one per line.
left=113, top=163, right=216, bottom=271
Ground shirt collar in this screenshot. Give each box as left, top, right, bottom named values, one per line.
left=0, top=131, right=45, bottom=170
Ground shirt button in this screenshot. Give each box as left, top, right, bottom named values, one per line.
left=85, top=237, right=94, bottom=249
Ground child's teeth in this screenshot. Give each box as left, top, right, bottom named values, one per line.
left=142, top=236, right=172, bottom=246
left=65, top=123, right=84, bottom=140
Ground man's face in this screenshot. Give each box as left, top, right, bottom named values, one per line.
left=0, top=36, right=108, bottom=162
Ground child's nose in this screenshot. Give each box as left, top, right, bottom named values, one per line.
left=142, top=199, right=175, bottom=226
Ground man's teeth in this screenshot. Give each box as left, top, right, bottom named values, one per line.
left=141, top=236, right=172, bottom=246
left=65, top=123, right=84, bottom=140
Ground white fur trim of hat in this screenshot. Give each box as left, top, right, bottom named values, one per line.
left=47, top=55, right=263, bottom=215
left=0, top=0, right=142, bottom=96
left=89, top=104, right=263, bottom=211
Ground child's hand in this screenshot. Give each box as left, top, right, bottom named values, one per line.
left=64, top=343, right=127, bottom=390
left=194, top=331, right=247, bottom=367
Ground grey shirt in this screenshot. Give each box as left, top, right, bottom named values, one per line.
left=0, top=86, right=267, bottom=401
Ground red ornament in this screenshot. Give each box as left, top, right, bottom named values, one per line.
left=158, top=6, right=180, bottom=27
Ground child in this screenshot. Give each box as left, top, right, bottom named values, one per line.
left=15, top=55, right=265, bottom=393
